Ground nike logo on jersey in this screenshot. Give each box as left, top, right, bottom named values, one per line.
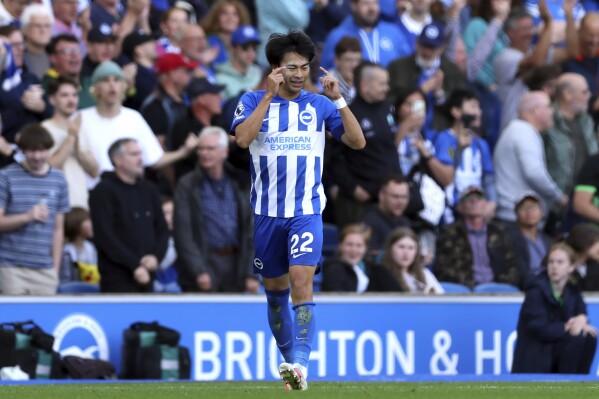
left=292, top=253, right=307, bottom=259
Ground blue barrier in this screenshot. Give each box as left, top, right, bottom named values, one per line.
left=1, top=294, right=599, bottom=381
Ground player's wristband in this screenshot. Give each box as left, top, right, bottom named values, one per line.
left=333, top=97, right=347, bottom=109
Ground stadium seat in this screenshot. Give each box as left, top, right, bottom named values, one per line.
left=473, top=282, right=521, bottom=293
left=322, top=223, right=339, bottom=257
left=439, top=282, right=471, bottom=293
left=57, top=282, right=100, bottom=294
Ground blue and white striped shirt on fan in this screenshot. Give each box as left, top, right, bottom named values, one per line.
left=0, top=164, right=70, bottom=269
left=231, top=90, right=345, bottom=218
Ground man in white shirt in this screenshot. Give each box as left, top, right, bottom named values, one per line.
left=79, top=61, right=197, bottom=188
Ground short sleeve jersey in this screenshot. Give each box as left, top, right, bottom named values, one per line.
left=231, top=90, right=345, bottom=218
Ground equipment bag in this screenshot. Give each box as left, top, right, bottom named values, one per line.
left=62, top=355, right=116, bottom=379
left=0, top=320, right=64, bottom=379
left=120, top=321, right=190, bottom=380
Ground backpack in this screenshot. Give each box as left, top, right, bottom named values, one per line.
left=61, top=356, right=116, bottom=379
left=0, top=320, right=64, bottom=379
left=120, top=321, right=190, bottom=380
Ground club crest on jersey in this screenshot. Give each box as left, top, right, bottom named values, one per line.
left=234, top=101, right=245, bottom=120
left=299, top=110, right=316, bottom=126
left=360, top=118, right=372, bottom=130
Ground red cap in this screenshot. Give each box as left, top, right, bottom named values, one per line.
left=154, top=53, right=198, bottom=74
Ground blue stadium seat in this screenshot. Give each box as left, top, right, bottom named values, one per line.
left=473, top=282, right=521, bottom=293
left=439, top=282, right=472, bottom=293
left=57, top=282, right=100, bottom=294
left=322, top=223, right=339, bottom=257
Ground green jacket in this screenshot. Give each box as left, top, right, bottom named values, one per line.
left=543, top=104, right=597, bottom=193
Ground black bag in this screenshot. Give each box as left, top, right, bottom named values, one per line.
left=62, top=356, right=116, bottom=379
left=120, top=321, right=190, bottom=380
left=0, top=320, right=64, bottom=379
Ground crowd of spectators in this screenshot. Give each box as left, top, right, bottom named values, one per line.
left=2, top=0, right=599, bottom=298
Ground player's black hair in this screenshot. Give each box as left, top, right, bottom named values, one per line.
left=265, top=30, right=315, bottom=66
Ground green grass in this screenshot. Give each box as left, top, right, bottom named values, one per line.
left=2, top=382, right=599, bottom=399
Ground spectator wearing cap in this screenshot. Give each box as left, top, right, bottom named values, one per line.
left=52, top=0, right=85, bottom=56
left=505, top=192, right=553, bottom=289
left=141, top=53, right=196, bottom=152
left=156, top=7, right=189, bottom=56
left=90, top=0, right=151, bottom=48
left=494, top=91, right=568, bottom=224
left=81, top=24, right=118, bottom=79
left=79, top=61, right=197, bottom=187
left=173, top=126, right=257, bottom=293
left=171, top=77, right=225, bottom=180
left=320, top=0, right=412, bottom=71
left=43, top=34, right=94, bottom=109
left=20, top=4, right=53, bottom=79
left=435, top=185, right=520, bottom=289
left=387, top=22, right=467, bottom=132
left=215, top=25, right=262, bottom=101
left=122, top=30, right=157, bottom=110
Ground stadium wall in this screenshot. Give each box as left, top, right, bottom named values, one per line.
left=2, top=295, right=599, bottom=381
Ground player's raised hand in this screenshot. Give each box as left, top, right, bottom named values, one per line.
left=266, top=66, right=285, bottom=97
left=319, top=67, right=341, bottom=100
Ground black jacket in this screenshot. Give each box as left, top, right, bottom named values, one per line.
left=512, top=272, right=588, bottom=373
left=89, top=172, right=169, bottom=292
left=505, top=225, right=553, bottom=289
left=173, top=164, right=254, bottom=292
left=328, top=95, right=401, bottom=199
left=321, top=257, right=403, bottom=292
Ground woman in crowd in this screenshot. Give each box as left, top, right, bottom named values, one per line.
left=200, top=0, right=251, bottom=69
left=381, top=227, right=444, bottom=294
left=321, top=224, right=402, bottom=293
left=512, top=242, right=597, bottom=373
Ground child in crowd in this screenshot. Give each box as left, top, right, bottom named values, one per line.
left=512, top=242, right=597, bottom=373
left=381, top=227, right=444, bottom=294
left=60, top=207, right=99, bottom=284
left=154, top=197, right=181, bottom=293
left=321, top=224, right=401, bottom=293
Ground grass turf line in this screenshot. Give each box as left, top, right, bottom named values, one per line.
left=1, top=382, right=599, bottom=399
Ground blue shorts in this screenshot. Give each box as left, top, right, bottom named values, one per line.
left=253, top=214, right=323, bottom=278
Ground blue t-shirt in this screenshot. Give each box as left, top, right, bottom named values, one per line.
left=0, top=164, right=70, bottom=268
left=230, top=90, right=345, bottom=218
left=320, top=16, right=413, bottom=70
left=433, top=129, right=494, bottom=206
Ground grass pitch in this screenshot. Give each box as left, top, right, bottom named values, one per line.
left=2, top=382, right=599, bottom=399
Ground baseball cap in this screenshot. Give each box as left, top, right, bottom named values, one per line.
left=231, top=25, right=261, bottom=46
left=418, top=22, right=445, bottom=48
left=186, top=77, right=225, bottom=99
left=122, top=30, right=154, bottom=61
left=514, top=191, right=542, bottom=211
left=154, top=53, right=198, bottom=74
left=91, top=61, right=125, bottom=85
left=458, top=185, right=486, bottom=202
left=87, top=24, right=116, bottom=43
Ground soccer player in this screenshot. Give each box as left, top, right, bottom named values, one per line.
left=231, top=30, right=365, bottom=390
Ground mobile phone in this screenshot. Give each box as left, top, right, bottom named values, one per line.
left=460, top=113, right=476, bottom=129
left=411, top=100, right=425, bottom=117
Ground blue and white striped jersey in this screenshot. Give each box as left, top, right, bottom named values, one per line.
left=231, top=90, right=345, bottom=218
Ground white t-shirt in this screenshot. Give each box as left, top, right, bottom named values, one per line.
left=79, top=106, right=163, bottom=188
left=42, top=119, right=94, bottom=209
